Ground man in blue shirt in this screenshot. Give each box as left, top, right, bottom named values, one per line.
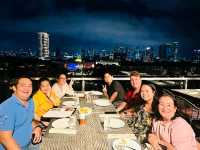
left=0, top=76, right=42, bottom=150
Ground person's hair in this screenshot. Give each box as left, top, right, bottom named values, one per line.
left=130, top=71, right=141, bottom=78
left=104, top=70, right=113, bottom=76
left=12, top=75, right=32, bottom=87
left=56, top=73, right=66, bottom=79
left=154, top=93, right=179, bottom=120
left=38, top=77, right=51, bottom=88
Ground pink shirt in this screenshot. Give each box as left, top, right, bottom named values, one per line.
left=152, top=117, right=197, bottom=150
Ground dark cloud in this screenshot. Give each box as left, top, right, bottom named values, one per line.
left=0, top=0, right=200, bottom=58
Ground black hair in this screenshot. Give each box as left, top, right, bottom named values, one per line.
left=12, top=75, right=32, bottom=87
left=38, top=77, right=51, bottom=89
left=56, top=73, right=67, bottom=79
left=103, top=70, right=114, bottom=77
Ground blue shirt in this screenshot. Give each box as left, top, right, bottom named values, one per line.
left=0, top=95, right=34, bottom=149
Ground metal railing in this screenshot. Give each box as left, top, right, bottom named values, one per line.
left=32, top=76, right=200, bottom=91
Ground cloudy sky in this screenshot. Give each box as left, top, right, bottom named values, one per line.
left=0, top=0, right=200, bottom=57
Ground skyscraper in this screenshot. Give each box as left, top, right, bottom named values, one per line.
left=38, top=32, right=49, bottom=60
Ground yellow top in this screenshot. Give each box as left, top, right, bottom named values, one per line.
left=33, top=90, right=61, bottom=118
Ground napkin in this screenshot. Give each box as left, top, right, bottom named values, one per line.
left=49, top=128, right=77, bottom=134
left=99, top=114, right=120, bottom=118
left=107, top=134, right=136, bottom=140
left=43, top=109, right=73, bottom=118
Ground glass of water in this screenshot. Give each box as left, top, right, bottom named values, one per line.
left=69, top=116, right=77, bottom=129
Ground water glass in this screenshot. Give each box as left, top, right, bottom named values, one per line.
left=69, top=116, right=77, bottom=129
left=104, top=116, right=110, bottom=131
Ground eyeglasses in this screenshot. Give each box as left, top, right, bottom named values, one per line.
left=59, top=77, right=66, bottom=80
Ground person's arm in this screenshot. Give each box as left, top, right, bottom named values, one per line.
left=116, top=101, right=127, bottom=112
left=49, top=91, right=61, bottom=106
left=0, top=130, right=20, bottom=150
left=171, top=117, right=197, bottom=149
left=102, top=85, right=109, bottom=98
left=109, top=91, right=118, bottom=103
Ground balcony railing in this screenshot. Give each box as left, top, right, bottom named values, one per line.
left=31, top=76, right=200, bottom=91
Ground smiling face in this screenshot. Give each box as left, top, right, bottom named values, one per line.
left=40, top=80, right=51, bottom=95
left=57, top=74, right=67, bottom=85
left=130, top=75, right=141, bottom=90
left=158, top=96, right=177, bottom=121
left=140, top=84, right=155, bottom=102
left=14, top=78, right=32, bottom=102
left=104, top=73, right=113, bottom=85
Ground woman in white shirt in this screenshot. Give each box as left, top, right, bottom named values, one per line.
left=52, top=74, right=74, bottom=98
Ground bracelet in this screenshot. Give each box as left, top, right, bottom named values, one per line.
left=34, top=124, right=46, bottom=130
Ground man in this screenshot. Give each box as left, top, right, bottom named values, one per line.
left=0, top=76, right=42, bottom=150
left=117, top=71, right=143, bottom=114
left=103, top=71, right=125, bottom=106
left=52, top=73, right=74, bottom=98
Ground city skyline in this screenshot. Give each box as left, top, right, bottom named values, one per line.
left=0, top=0, right=200, bottom=59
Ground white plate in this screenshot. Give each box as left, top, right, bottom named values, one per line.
left=94, top=99, right=111, bottom=106
left=52, top=118, right=70, bottom=129
left=43, top=109, right=73, bottom=118
left=62, top=101, right=75, bottom=107
left=109, top=118, right=125, bottom=128
left=112, top=138, right=141, bottom=150
left=87, top=91, right=103, bottom=96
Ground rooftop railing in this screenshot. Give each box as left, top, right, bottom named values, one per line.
left=31, top=76, right=200, bottom=91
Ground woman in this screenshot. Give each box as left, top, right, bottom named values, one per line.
left=127, top=83, right=157, bottom=145
left=52, top=73, right=74, bottom=98
left=148, top=94, right=199, bottom=150
left=33, top=77, right=61, bottom=120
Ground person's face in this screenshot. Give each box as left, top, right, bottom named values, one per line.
left=140, top=84, right=155, bottom=102
left=57, top=74, right=67, bottom=85
left=158, top=96, right=177, bottom=121
left=40, top=80, right=51, bottom=95
left=104, top=73, right=113, bottom=85
left=14, top=78, right=32, bottom=101
left=130, top=75, right=141, bottom=90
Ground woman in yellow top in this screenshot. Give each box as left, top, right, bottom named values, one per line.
left=33, top=77, right=61, bottom=120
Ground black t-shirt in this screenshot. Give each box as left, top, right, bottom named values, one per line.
left=107, top=80, right=125, bottom=104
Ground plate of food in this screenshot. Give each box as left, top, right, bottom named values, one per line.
left=52, top=118, right=70, bottom=129
left=112, top=138, right=141, bottom=150
left=94, top=99, right=111, bottom=107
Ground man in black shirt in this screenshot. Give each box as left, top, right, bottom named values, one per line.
left=103, top=71, right=125, bottom=107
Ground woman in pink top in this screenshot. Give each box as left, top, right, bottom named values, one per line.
left=148, top=94, right=199, bottom=150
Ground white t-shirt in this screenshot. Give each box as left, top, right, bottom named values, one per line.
left=52, top=82, right=74, bottom=98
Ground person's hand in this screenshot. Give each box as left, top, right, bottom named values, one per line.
left=32, top=126, right=42, bottom=144
left=148, top=133, right=162, bottom=150
left=102, top=85, right=107, bottom=93
left=69, top=79, right=74, bottom=86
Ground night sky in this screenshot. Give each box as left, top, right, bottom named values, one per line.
left=0, top=0, right=200, bottom=58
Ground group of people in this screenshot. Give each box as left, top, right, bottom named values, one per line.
left=0, top=71, right=199, bottom=149
left=102, top=70, right=200, bottom=149
left=0, top=73, right=74, bottom=150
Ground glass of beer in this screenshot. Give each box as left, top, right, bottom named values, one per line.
left=79, top=113, right=86, bottom=125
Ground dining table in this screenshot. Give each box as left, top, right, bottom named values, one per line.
left=39, top=91, right=139, bottom=150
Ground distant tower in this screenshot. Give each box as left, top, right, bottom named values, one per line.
left=38, top=32, right=49, bottom=60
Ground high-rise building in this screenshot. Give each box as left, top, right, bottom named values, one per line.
left=159, top=42, right=180, bottom=62
left=143, top=46, right=153, bottom=62
left=38, top=32, right=49, bottom=60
